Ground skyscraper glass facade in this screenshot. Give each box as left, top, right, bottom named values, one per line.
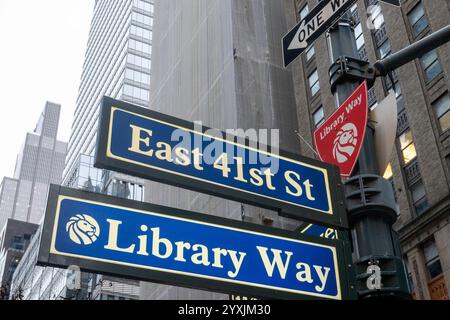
left=64, top=0, right=154, bottom=182
left=0, top=102, right=67, bottom=230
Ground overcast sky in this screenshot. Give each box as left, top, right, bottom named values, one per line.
left=0, top=0, right=94, bottom=181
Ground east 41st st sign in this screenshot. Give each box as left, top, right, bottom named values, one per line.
left=95, top=97, right=348, bottom=229
left=37, top=186, right=354, bottom=300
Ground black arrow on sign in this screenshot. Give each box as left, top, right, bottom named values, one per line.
left=282, top=0, right=400, bottom=68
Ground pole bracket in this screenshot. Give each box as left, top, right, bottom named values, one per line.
left=329, top=56, right=376, bottom=95
left=344, top=174, right=398, bottom=224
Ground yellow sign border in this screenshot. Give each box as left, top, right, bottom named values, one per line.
left=105, top=107, right=334, bottom=216
left=50, top=195, right=342, bottom=300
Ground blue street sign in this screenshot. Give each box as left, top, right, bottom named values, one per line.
left=95, top=97, right=347, bottom=228
left=301, top=224, right=339, bottom=240
left=38, top=186, right=355, bottom=300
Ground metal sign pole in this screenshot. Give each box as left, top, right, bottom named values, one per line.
left=328, top=13, right=410, bottom=299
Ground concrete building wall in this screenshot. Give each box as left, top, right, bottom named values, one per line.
left=140, top=0, right=301, bottom=300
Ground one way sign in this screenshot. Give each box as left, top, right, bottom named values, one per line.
left=282, top=0, right=400, bottom=68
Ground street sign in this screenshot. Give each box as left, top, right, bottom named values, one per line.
left=300, top=223, right=338, bottom=240
left=282, top=0, right=400, bottom=68
left=95, top=97, right=347, bottom=228
left=313, top=81, right=368, bottom=178
left=37, top=185, right=355, bottom=300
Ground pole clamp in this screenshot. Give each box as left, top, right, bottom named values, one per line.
left=329, top=56, right=376, bottom=94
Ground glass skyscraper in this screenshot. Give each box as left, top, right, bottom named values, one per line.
left=64, top=0, right=154, bottom=187
left=61, top=0, right=154, bottom=300
left=0, top=102, right=67, bottom=230
left=64, top=0, right=153, bottom=299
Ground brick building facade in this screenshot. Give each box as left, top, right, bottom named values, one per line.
left=284, top=0, right=450, bottom=300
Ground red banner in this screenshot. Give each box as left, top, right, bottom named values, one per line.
left=314, top=82, right=369, bottom=178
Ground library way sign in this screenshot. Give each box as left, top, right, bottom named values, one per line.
left=94, top=97, right=347, bottom=229
left=37, top=97, right=355, bottom=300
left=37, top=186, right=354, bottom=300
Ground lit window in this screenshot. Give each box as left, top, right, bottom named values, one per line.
left=420, top=50, right=443, bottom=82
left=432, top=94, right=450, bottom=133
left=313, top=107, right=325, bottom=128
left=410, top=180, right=428, bottom=215
left=423, top=239, right=442, bottom=279
left=408, top=2, right=428, bottom=37
left=399, top=130, right=417, bottom=165
left=308, top=70, right=320, bottom=97
left=383, top=163, right=393, bottom=180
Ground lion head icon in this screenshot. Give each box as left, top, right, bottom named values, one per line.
left=333, top=123, right=358, bottom=164
left=66, top=214, right=100, bottom=245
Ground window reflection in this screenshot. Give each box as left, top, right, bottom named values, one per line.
left=420, top=50, right=443, bottom=82
left=399, top=130, right=417, bottom=165
left=408, top=2, right=429, bottom=37
left=308, top=70, right=320, bottom=97
left=433, top=94, right=450, bottom=133
left=383, top=163, right=393, bottom=180
left=106, top=179, right=144, bottom=201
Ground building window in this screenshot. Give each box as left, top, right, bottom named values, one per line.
left=383, top=163, right=393, bottom=180
left=125, top=68, right=151, bottom=85
left=313, top=106, right=325, bottom=128
left=370, top=5, right=385, bottom=30
left=399, top=130, right=417, bottom=165
left=378, top=40, right=391, bottom=59
left=107, top=179, right=144, bottom=202
left=423, top=239, right=443, bottom=280
left=432, top=94, right=450, bottom=133
left=305, top=45, right=315, bottom=61
left=129, top=39, right=152, bottom=55
left=354, top=23, right=364, bottom=50
left=408, top=2, right=429, bottom=37
left=410, top=180, right=428, bottom=215
left=131, top=12, right=152, bottom=27
left=420, top=50, right=443, bottom=82
left=123, top=84, right=150, bottom=101
left=404, top=256, right=415, bottom=292
left=127, top=53, right=151, bottom=69
left=308, top=69, right=320, bottom=97
left=130, top=25, right=151, bottom=41
left=133, top=0, right=153, bottom=13
left=298, top=4, right=309, bottom=20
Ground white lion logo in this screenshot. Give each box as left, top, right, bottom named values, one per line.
left=333, top=123, right=358, bottom=164
left=66, top=214, right=100, bottom=245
